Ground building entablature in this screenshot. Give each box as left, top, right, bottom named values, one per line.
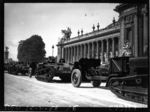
left=63, top=32, right=120, bottom=48
left=115, top=4, right=145, bottom=21
left=58, top=24, right=120, bottom=47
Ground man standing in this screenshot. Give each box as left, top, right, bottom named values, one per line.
left=29, top=62, right=36, bottom=78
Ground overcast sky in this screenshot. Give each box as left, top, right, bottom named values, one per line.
left=4, top=3, right=119, bottom=61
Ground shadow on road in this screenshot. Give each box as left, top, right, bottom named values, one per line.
left=77, top=86, right=95, bottom=88
left=52, top=79, right=71, bottom=84
left=77, top=86, right=109, bottom=90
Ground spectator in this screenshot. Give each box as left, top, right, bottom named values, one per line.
left=29, top=62, right=36, bottom=78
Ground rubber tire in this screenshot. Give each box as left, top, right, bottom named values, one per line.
left=71, top=69, right=82, bottom=87
left=91, top=80, right=101, bottom=87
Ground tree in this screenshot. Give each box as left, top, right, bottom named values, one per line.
left=17, top=35, right=46, bottom=63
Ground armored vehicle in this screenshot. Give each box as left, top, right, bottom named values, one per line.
left=7, top=62, right=17, bottom=75
left=4, top=63, right=9, bottom=71
left=106, top=56, right=148, bottom=104
left=16, top=63, right=31, bottom=76
left=35, top=58, right=73, bottom=82
left=71, top=57, right=148, bottom=104
left=7, top=62, right=31, bottom=76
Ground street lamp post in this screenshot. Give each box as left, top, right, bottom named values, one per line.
left=52, top=45, right=54, bottom=57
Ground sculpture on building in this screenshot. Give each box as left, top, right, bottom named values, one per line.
left=61, top=27, right=72, bottom=41
left=122, top=40, right=132, bottom=56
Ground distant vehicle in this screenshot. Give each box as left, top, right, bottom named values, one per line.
left=7, top=62, right=31, bottom=76
left=35, top=58, right=73, bottom=82
left=71, top=56, right=148, bottom=104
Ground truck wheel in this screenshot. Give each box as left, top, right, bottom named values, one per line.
left=71, top=69, right=82, bottom=87
left=91, top=80, right=101, bottom=87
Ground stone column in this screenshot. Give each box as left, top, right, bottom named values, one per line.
left=96, top=41, right=99, bottom=59
left=66, top=48, right=68, bottom=62
left=72, top=47, right=74, bottom=63
left=101, top=40, right=104, bottom=63
left=91, top=42, right=94, bottom=58
left=80, top=45, right=82, bottom=59
left=83, top=44, right=85, bottom=58
left=68, top=47, right=69, bottom=63
left=112, top=38, right=115, bottom=57
left=63, top=48, right=65, bottom=61
left=72, top=47, right=73, bottom=63
left=82, top=44, right=84, bottom=58
left=88, top=43, right=90, bottom=59
left=62, top=47, right=64, bottom=59
left=85, top=44, right=87, bottom=58
left=120, top=17, right=125, bottom=56
left=70, top=47, right=72, bottom=63
left=65, top=48, right=67, bottom=62
left=77, top=45, right=78, bottom=61
left=66, top=48, right=68, bottom=63
left=134, top=14, right=138, bottom=57
left=106, top=39, right=109, bottom=62
left=68, top=47, right=70, bottom=63
left=98, top=41, right=101, bottom=59
left=74, top=46, right=76, bottom=62
left=143, top=8, right=148, bottom=55
left=70, top=47, right=71, bottom=63
left=79, top=45, right=81, bottom=60
left=90, top=43, right=92, bottom=58
left=73, top=46, right=75, bottom=63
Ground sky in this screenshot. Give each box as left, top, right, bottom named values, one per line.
left=4, top=3, right=119, bottom=61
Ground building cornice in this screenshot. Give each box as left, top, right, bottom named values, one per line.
left=57, top=25, right=120, bottom=46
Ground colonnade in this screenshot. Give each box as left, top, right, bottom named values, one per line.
left=63, top=37, right=119, bottom=64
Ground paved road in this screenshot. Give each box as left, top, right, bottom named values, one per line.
left=4, top=72, right=147, bottom=107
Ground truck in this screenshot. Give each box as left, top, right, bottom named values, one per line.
left=71, top=56, right=148, bottom=104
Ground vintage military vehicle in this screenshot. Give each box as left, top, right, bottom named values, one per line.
left=4, top=63, right=9, bottom=71
left=7, top=63, right=17, bottom=74
left=71, top=57, right=148, bottom=104
left=35, top=58, right=73, bottom=82
left=7, top=62, right=31, bottom=76
left=71, top=58, right=109, bottom=87
left=106, top=56, right=148, bottom=104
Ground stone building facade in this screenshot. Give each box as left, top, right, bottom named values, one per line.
left=57, top=3, right=148, bottom=64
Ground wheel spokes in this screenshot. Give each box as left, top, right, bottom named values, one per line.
left=73, top=73, right=78, bottom=84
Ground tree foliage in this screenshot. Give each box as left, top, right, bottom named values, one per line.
left=17, top=35, right=46, bottom=63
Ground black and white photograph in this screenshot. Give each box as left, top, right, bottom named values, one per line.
left=4, top=2, right=148, bottom=109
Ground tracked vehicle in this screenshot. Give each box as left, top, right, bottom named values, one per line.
left=35, top=58, right=73, bottom=82
left=71, top=57, right=148, bottom=104
left=7, top=62, right=31, bottom=76
left=107, top=56, right=148, bottom=104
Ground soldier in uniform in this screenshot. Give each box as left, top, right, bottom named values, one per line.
left=29, top=62, right=36, bottom=78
